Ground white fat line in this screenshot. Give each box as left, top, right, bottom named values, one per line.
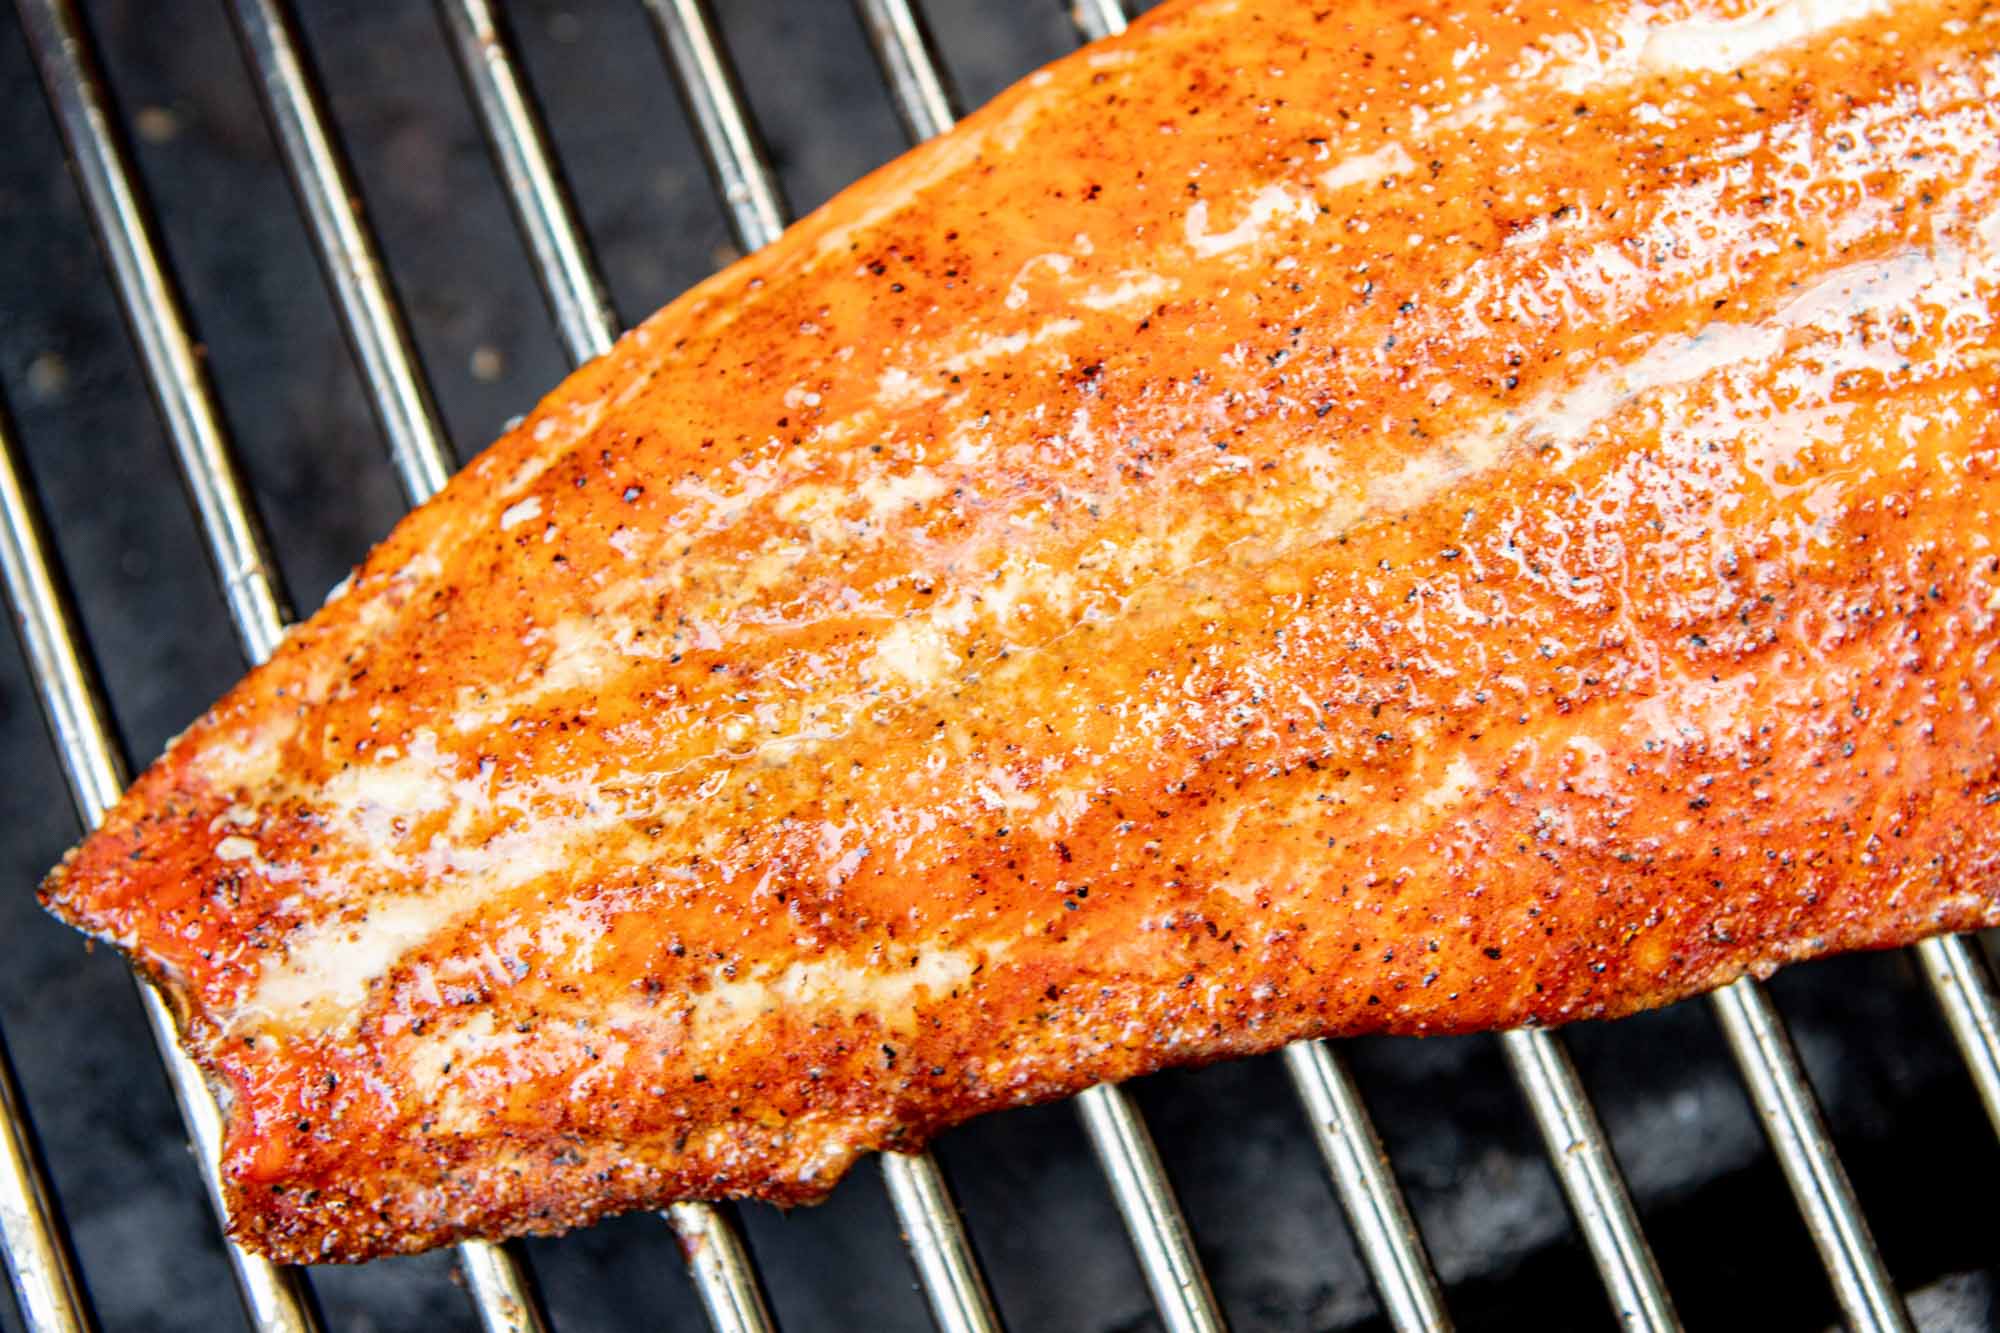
left=1237, top=0, right=1907, bottom=231
left=393, top=942, right=998, bottom=1134
left=1604, top=0, right=1896, bottom=85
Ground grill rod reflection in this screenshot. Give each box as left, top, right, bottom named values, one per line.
left=1710, top=981, right=1911, bottom=1332
left=1498, top=1033, right=1677, bottom=1331
left=0, top=404, right=98, bottom=1333
left=14, top=0, right=327, bottom=1327
left=640, top=0, right=786, bottom=257
left=855, top=0, right=957, bottom=143
left=1071, top=0, right=1131, bottom=44
left=1916, top=935, right=2000, bottom=1135
left=1281, top=1043, right=1452, bottom=1333
left=0, top=1043, right=85, bottom=1333
left=219, top=2, right=571, bottom=1325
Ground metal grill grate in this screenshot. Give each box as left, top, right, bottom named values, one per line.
left=0, top=2, right=1997, bottom=1331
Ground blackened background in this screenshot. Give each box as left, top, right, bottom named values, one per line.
left=0, top=2, right=1994, bottom=1329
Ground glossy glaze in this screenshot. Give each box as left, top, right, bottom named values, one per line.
left=44, top=0, right=2000, bottom=1262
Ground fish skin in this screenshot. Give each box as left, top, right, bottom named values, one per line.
left=40, top=0, right=2000, bottom=1262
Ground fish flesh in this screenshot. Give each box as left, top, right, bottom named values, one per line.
left=43, top=0, right=2000, bottom=1263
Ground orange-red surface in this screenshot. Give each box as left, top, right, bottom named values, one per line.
left=43, top=0, right=2000, bottom=1262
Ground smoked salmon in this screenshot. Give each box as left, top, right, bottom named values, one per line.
left=41, top=0, right=2000, bottom=1262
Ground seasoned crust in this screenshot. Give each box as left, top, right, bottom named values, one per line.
left=43, top=0, right=2000, bottom=1262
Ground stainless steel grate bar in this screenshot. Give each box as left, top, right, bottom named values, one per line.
left=16, top=0, right=291, bottom=662
left=0, top=429, right=323, bottom=1333
left=14, top=1, right=327, bottom=1326
left=0, top=415, right=122, bottom=824
left=226, top=0, right=452, bottom=502
left=665, top=1203, right=777, bottom=1333
left=0, top=410, right=96, bottom=1333
left=638, top=0, right=787, bottom=258
left=435, top=0, right=618, bottom=369
left=1499, top=1031, right=1678, bottom=1332
left=1916, top=933, right=2000, bottom=1136
left=853, top=0, right=958, bottom=143
left=1710, top=978, right=1912, bottom=1332
left=879, top=1154, right=1004, bottom=1333
left=456, top=1240, right=550, bottom=1333
left=1075, top=1084, right=1225, bottom=1333
left=1070, top=0, right=1129, bottom=42
left=1282, top=1042, right=1451, bottom=1333
left=218, top=2, right=557, bottom=1328
left=0, top=1036, right=88, bottom=1333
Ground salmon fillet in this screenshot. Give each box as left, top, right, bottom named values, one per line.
left=42, top=0, right=2000, bottom=1262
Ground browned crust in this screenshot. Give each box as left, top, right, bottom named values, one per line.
left=43, top=0, right=2000, bottom=1262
